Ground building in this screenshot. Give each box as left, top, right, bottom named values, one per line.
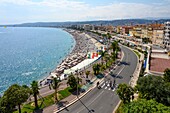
left=152, top=28, right=164, bottom=46
left=83, top=24, right=94, bottom=31
left=105, top=25, right=114, bottom=33
left=163, top=22, right=170, bottom=51
left=122, top=26, right=133, bottom=35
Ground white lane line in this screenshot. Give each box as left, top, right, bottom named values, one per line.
left=105, top=87, right=107, bottom=89
left=100, top=80, right=104, bottom=85
left=108, top=88, right=111, bottom=90
left=77, top=91, right=104, bottom=113
left=116, top=65, right=125, bottom=77
left=101, top=83, right=105, bottom=88
left=107, top=84, right=110, bottom=87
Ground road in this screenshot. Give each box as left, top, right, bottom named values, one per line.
left=57, top=45, right=138, bottom=113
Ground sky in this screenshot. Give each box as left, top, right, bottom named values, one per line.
left=0, top=0, right=170, bottom=24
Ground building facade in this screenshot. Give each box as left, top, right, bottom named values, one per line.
left=163, top=22, right=170, bottom=50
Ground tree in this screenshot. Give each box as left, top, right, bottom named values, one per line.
left=0, top=95, right=13, bottom=113
left=67, top=74, right=82, bottom=90
left=163, top=68, right=170, bottom=82
left=31, top=81, right=39, bottom=108
left=103, top=53, right=110, bottom=67
left=100, top=51, right=105, bottom=65
left=2, top=84, right=30, bottom=113
left=111, top=52, right=116, bottom=61
left=120, top=99, right=170, bottom=113
left=111, top=41, right=118, bottom=52
left=111, top=41, right=120, bottom=58
left=137, top=75, right=163, bottom=99
left=51, top=77, right=61, bottom=103
left=92, top=64, right=100, bottom=76
left=116, top=83, right=134, bottom=104
left=85, top=70, right=90, bottom=79
left=67, top=74, right=77, bottom=90
left=136, top=75, right=170, bottom=106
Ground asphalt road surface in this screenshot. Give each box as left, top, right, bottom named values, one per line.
left=57, top=45, right=138, bottom=113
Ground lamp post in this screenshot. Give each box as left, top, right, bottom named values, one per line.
left=75, top=69, right=79, bottom=98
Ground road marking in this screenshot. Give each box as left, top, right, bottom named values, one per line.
left=77, top=91, right=104, bottom=113
left=116, top=65, right=125, bottom=77
left=112, top=88, right=115, bottom=91
left=108, top=88, right=111, bottom=90
left=101, top=83, right=105, bottom=88
left=105, top=87, right=107, bottom=89
left=100, top=80, right=104, bottom=85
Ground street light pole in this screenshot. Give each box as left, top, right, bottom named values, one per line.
left=76, top=69, right=79, bottom=98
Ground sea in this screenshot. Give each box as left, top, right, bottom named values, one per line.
left=0, top=27, right=75, bottom=95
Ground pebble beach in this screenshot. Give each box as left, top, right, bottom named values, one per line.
left=39, top=29, right=101, bottom=86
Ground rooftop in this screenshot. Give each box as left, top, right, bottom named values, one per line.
left=150, top=58, right=170, bottom=73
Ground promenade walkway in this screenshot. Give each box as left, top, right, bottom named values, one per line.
left=36, top=51, right=122, bottom=113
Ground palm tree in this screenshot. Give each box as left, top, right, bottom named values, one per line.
left=100, top=51, right=105, bottom=65
left=85, top=70, right=90, bottom=79
left=111, top=41, right=118, bottom=52
left=111, top=41, right=120, bottom=58
left=31, top=81, right=39, bottom=108
left=51, top=77, right=61, bottom=103
left=104, top=53, right=110, bottom=67
left=93, top=64, right=100, bottom=76
left=67, top=74, right=82, bottom=93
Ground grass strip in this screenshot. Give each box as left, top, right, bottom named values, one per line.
left=13, top=87, right=73, bottom=113
left=133, top=50, right=141, bottom=58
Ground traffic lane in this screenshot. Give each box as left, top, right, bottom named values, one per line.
left=75, top=90, right=105, bottom=113
left=58, top=59, right=130, bottom=113
left=84, top=90, right=119, bottom=113
left=57, top=63, right=125, bottom=113
left=58, top=46, right=137, bottom=113
left=79, top=48, right=136, bottom=113
left=114, top=46, right=137, bottom=85
left=58, top=87, right=104, bottom=113
left=108, top=51, right=127, bottom=77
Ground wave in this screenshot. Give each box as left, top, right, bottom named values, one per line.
left=21, top=71, right=34, bottom=76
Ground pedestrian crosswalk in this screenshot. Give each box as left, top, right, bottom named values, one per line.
left=98, top=80, right=117, bottom=92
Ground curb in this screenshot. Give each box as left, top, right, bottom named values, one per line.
left=54, top=86, right=93, bottom=113
left=53, top=77, right=104, bottom=113
left=112, top=44, right=141, bottom=113
left=54, top=48, right=125, bottom=113
left=112, top=101, right=121, bottom=113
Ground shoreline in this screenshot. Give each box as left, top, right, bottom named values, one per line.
left=39, top=28, right=98, bottom=87
left=38, top=29, right=76, bottom=85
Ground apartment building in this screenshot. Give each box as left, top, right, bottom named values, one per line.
left=163, top=22, right=170, bottom=50
left=122, top=26, right=133, bottom=35
left=152, top=28, right=164, bottom=46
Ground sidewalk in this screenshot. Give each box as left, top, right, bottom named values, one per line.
left=41, top=51, right=123, bottom=113
left=42, top=76, right=103, bottom=113
left=130, top=51, right=144, bottom=87
left=113, top=45, right=144, bottom=113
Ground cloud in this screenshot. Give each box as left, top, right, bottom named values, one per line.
left=0, top=0, right=88, bottom=9
left=0, top=0, right=34, bottom=5
left=0, top=0, right=170, bottom=24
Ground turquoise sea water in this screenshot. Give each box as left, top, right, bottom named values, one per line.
left=0, top=27, right=75, bottom=95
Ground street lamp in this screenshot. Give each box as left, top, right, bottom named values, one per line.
left=75, top=69, right=79, bottom=98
